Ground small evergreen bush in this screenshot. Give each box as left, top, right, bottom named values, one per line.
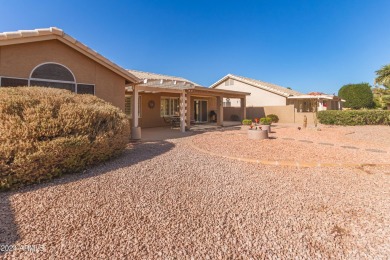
left=267, top=114, right=279, bottom=123
left=242, top=119, right=253, bottom=125
left=0, top=87, right=130, bottom=190
left=260, top=117, right=272, bottom=125
left=317, top=110, right=390, bottom=125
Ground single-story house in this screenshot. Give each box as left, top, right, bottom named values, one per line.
left=210, top=73, right=303, bottom=107
left=0, top=27, right=249, bottom=139
left=0, top=27, right=139, bottom=111
left=210, top=74, right=344, bottom=124
left=125, top=70, right=249, bottom=138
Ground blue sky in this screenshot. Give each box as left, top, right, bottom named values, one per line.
left=1, top=0, right=389, bottom=94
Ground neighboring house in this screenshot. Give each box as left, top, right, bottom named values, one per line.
left=287, top=92, right=344, bottom=112
left=210, top=74, right=303, bottom=107
left=0, top=27, right=139, bottom=111
left=210, top=74, right=344, bottom=123
left=0, top=28, right=249, bottom=140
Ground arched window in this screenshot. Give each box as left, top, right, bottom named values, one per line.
left=1, top=62, right=95, bottom=95
left=29, top=63, right=76, bottom=92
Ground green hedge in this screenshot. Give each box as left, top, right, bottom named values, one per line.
left=317, top=110, right=390, bottom=125
left=0, top=87, right=130, bottom=190
left=242, top=119, right=252, bottom=125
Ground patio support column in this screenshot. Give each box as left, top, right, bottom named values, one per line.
left=217, top=96, right=223, bottom=126
left=240, top=96, right=246, bottom=120
left=131, top=85, right=141, bottom=140
left=180, top=91, right=186, bottom=132
left=186, top=92, right=191, bottom=130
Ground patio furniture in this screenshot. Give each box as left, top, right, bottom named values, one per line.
left=163, top=116, right=181, bottom=128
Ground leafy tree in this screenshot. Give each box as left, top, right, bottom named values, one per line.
left=375, top=64, right=390, bottom=88
left=338, top=83, right=374, bottom=109
left=372, top=87, right=390, bottom=109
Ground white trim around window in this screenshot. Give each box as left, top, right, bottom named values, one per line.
left=160, top=96, right=180, bottom=117
left=125, top=95, right=142, bottom=118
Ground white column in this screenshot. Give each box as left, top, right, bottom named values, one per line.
left=131, top=86, right=141, bottom=139
left=180, top=91, right=186, bottom=132
left=186, top=93, right=191, bottom=130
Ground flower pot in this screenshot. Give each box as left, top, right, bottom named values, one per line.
left=248, top=129, right=268, bottom=140
left=261, top=125, right=271, bottom=133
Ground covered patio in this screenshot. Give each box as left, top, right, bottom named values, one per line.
left=125, top=70, right=249, bottom=139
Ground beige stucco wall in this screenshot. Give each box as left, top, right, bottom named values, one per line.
left=214, top=79, right=287, bottom=107
left=224, top=105, right=319, bottom=125
left=133, top=92, right=180, bottom=128
left=0, top=40, right=127, bottom=111
left=129, top=93, right=218, bottom=128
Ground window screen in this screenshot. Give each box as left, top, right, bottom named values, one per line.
left=0, top=77, right=29, bottom=87
left=30, top=80, right=76, bottom=92
left=77, top=84, right=95, bottom=95
left=31, top=63, right=75, bottom=81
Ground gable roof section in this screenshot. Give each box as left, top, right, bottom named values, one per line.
left=210, top=74, right=303, bottom=97
left=0, top=27, right=140, bottom=84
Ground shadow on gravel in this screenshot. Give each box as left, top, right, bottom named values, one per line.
left=0, top=140, right=175, bottom=255
left=0, top=193, right=19, bottom=252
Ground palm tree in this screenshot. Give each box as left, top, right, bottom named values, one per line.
left=375, top=64, right=390, bottom=88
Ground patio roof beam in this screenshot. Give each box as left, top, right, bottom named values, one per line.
left=126, top=85, right=184, bottom=93
left=189, top=90, right=246, bottom=99
left=134, top=79, right=195, bottom=89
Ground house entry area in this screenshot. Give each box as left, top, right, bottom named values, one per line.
left=194, top=100, right=208, bottom=123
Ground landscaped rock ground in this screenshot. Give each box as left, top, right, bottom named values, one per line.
left=193, top=124, right=390, bottom=165
left=1, top=125, right=389, bottom=259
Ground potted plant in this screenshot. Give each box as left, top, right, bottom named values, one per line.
left=266, top=114, right=279, bottom=124
left=259, top=117, right=272, bottom=133
left=254, top=118, right=259, bottom=124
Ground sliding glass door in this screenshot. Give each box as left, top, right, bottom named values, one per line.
left=194, top=100, right=208, bottom=122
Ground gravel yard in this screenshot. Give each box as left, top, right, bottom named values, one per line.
left=193, top=124, right=390, bottom=165
left=1, top=126, right=390, bottom=259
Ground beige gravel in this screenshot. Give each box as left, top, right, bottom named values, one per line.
left=1, top=127, right=390, bottom=259
left=193, top=124, right=390, bottom=165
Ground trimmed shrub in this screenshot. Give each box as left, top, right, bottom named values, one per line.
left=317, top=110, right=390, bottom=126
left=260, top=117, right=272, bottom=125
left=242, top=119, right=252, bottom=125
left=338, top=83, right=374, bottom=109
left=267, top=114, right=279, bottom=123
left=0, top=87, right=130, bottom=190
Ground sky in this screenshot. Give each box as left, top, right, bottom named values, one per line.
left=1, top=0, right=389, bottom=94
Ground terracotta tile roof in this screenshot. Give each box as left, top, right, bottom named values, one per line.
left=210, top=74, right=303, bottom=97
left=0, top=27, right=139, bottom=83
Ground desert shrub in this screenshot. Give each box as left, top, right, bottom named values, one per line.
left=0, top=87, right=130, bottom=190
left=317, top=110, right=390, bottom=125
left=242, top=119, right=252, bottom=125
left=267, top=114, right=279, bottom=123
left=260, top=117, right=272, bottom=125
left=338, top=83, right=374, bottom=109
